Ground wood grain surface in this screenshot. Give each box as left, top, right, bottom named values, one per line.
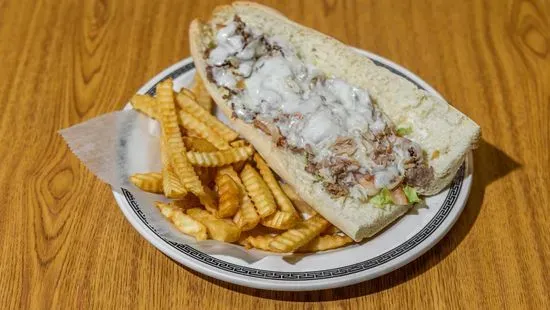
left=1, top=0, right=548, bottom=308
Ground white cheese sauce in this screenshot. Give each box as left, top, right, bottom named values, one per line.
left=206, top=20, right=423, bottom=192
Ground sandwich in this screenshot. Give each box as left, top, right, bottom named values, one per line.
left=188, top=2, right=480, bottom=241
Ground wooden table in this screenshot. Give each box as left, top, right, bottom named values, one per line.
left=1, top=0, right=548, bottom=308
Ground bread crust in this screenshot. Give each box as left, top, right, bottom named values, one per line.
left=188, top=2, right=479, bottom=241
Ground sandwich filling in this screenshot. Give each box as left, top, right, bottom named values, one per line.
left=204, top=16, right=433, bottom=205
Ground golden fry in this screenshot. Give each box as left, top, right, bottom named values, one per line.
left=190, top=74, right=213, bottom=112
left=240, top=164, right=277, bottom=218
left=182, top=136, right=217, bottom=152
left=129, top=172, right=163, bottom=194
left=156, top=202, right=207, bottom=241
left=230, top=140, right=249, bottom=172
left=254, top=154, right=298, bottom=216
left=195, top=166, right=215, bottom=186
left=280, top=183, right=317, bottom=218
left=241, top=234, right=275, bottom=251
left=172, top=194, right=203, bottom=209
left=176, top=92, right=238, bottom=142
left=323, top=225, right=342, bottom=235
left=230, top=140, right=247, bottom=148
left=197, top=186, right=218, bottom=215
left=186, top=146, right=254, bottom=167
left=268, top=214, right=330, bottom=253
left=178, top=87, right=197, bottom=101
left=160, top=139, right=187, bottom=198
left=187, top=208, right=240, bottom=242
left=130, top=94, right=158, bottom=119
left=261, top=211, right=300, bottom=230
left=218, top=166, right=261, bottom=231
left=179, top=111, right=230, bottom=150
left=156, top=79, right=204, bottom=195
left=216, top=174, right=242, bottom=218
left=297, top=235, right=353, bottom=253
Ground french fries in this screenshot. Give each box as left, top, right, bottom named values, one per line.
left=261, top=211, right=299, bottom=230
left=296, top=235, right=353, bottom=253
left=190, top=74, right=213, bottom=112
left=183, top=136, right=217, bottom=152
left=218, top=166, right=261, bottom=231
left=241, top=234, right=275, bottom=251
left=129, top=172, right=163, bottom=194
left=230, top=140, right=249, bottom=172
left=186, top=146, right=254, bottom=167
left=130, top=94, right=158, bottom=119
left=172, top=194, right=203, bottom=209
left=156, top=202, right=207, bottom=241
left=176, top=92, right=238, bottom=142
left=280, top=183, right=317, bottom=218
left=179, top=111, right=230, bottom=150
left=161, top=139, right=187, bottom=198
left=197, top=186, right=218, bottom=215
left=216, top=173, right=241, bottom=218
left=240, top=164, right=277, bottom=218
left=269, top=214, right=330, bottom=253
left=323, top=225, right=342, bottom=235
left=156, top=79, right=204, bottom=196
left=254, top=153, right=299, bottom=216
left=179, top=87, right=197, bottom=102
left=187, top=208, right=240, bottom=242
left=128, top=82, right=356, bottom=253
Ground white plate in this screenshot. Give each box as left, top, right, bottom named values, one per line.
left=112, top=49, right=473, bottom=291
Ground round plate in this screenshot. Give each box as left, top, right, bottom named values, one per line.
left=112, top=49, right=473, bottom=291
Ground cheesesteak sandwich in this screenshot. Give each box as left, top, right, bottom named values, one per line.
left=189, top=2, right=480, bottom=241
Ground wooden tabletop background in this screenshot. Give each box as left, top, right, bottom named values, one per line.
left=1, top=0, right=549, bottom=308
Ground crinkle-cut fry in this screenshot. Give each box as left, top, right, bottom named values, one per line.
left=178, top=87, right=196, bottom=101
left=230, top=140, right=249, bottom=172
left=241, top=235, right=275, bottom=251
left=186, top=146, right=254, bottom=167
left=187, top=208, right=240, bottom=242
left=254, top=154, right=298, bottom=216
left=129, top=172, right=163, bottom=194
left=178, top=111, right=230, bottom=150
left=176, top=92, right=238, bottom=142
left=261, top=211, right=300, bottom=230
left=268, top=214, right=330, bottom=253
left=233, top=195, right=260, bottom=231
left=162, top=167, right=188, bottom=198
left=160, top=139, right=187, bottom=198
left=280, top=183, right=317, bottom=218
left=323, top=225, right=342, bottom=235
left=230, top=140, right=247, bottom=148
left=190, top=73, right=213, bottom=112
left=172, top=194, right=203, bottom=209
left=321, top=225, right=342, bottom=235
left=218, top=167, right=261, bottom=231
left=130, top=94, right=158, bottom=119
left=216, top=174, right=242, bottom=218
left=195, top=166, right=215, bottom=187
left=156, top=202, right=207, bottom=241
left=197, top=186, right=218, bottom=215
left=240, top=164, right=277, bottom=218
left=297, top=235, right=354, bottom=253
left=183, top=136, right=217, bottom=152
left=156, top=79, right=204, bottom=196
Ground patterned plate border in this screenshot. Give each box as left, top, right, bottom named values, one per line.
left=118, top=59, right=465, bottom=281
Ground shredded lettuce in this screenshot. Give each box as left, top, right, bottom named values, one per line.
left=403, top=186, right=421, bottom=204
left=369, top=188, right=393, bottom=207
left=396, top=126, right=412, bottom=136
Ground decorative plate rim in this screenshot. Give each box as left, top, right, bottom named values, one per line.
left=112, top=50, right=473, bottom=291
